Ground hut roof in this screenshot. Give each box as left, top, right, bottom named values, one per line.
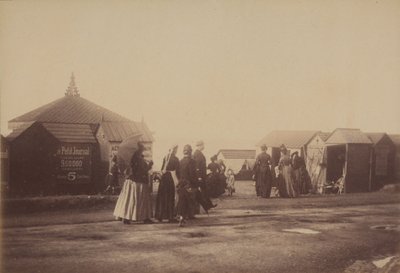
left=9, top=96, right=130, bottom=125
left=42, top=123, right=97, bottom=143
left=257, top=130, right=319, bottom=148
left=1, top=134, right=8, bottom=152
left=8, top=75, right=154, bottom=143
left=101, top=121, right=154, bottom=143
left=388, top=134, right=400, bottom=146
left=326, top=128, right=371, bottom=144
left=5, top=121, right=36, bottom=141
left=365, top=132, right=390, bottom=145
left=217, top=149, right=256, bottom=159
left=318, top=132, right=331, bottom=142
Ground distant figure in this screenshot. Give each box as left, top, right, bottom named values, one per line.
left=278, top=145, right=296, bottom=198
left=176, top=144, right=197, bottom=226
left=207, top=155, right=225, bottom=197
left=104, top=155, right=120, bottom=194
left=226, top=169, right=235, bottom=196
left=218, top=159, right=226, bottom=175
left=217, top=158, right=227, bottom=192
left=253, top=144, right=273, bottom=198
left=113, top=143, right=154, bottom=224
left=155, top=145, right=180, bottom=223
left=193, top=140, right=217, bottom=212
left=291, top=151, right=311, bottom=195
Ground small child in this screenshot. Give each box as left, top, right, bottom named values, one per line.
left=226, top=169, right=235, bottom=196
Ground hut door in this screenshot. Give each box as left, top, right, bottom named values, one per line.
left=375, top=146, right=390, bottom=176
left=326, top=145, right=346, bottom=183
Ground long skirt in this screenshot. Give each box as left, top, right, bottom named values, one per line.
left=113, top=179, right=153, bottom=221
left=176, top=187, right=195, bottom=219
left=155, top=172, right=176, bottom=221
left=206, top=174, right=226, bottom=198
left=295, top=167, right=311, bottom=194
left=282, top=165, right=296, bottom=198
left=255, top=167, right=272, bottom=198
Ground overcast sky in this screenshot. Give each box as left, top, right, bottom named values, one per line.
left=1, top=0, right=399, bottom=167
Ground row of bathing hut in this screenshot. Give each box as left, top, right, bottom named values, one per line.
left=1, top=75, right=398, bottom=196
left=257, top=129, right=400, bottom=194
left=1, top=75, right=154, bottom=196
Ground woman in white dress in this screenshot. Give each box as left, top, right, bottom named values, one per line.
left=113, top=143, right=154, bottom=224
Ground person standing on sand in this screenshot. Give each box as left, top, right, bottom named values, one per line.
left=113, top=143, right=154, bottom=224
left=155, top=145, right=180, bottom=223
left=253, top=144, right=273, bottom=198
left=193, top=140, right=217, bottom=213
left=176, top=145, right=197, bottom=226
left=278, top=145, right=296, bottom=198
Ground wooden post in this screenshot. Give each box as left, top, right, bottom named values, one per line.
left=368, top=145, right=373, bottom=192
left=344, top=144, right=349, bottom=193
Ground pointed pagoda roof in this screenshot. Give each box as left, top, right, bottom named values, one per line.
left=9, top=74, right=131, bottom=126
left=65, top=73, right=80, bottom=97
left=8, top=74, right=154, bottom=143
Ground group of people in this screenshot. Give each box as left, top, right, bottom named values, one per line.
left=113, top=140, right=229, bottom=227
left=253, top=144, right=311, bottom=198
left=206, top=155, right=232, bottom=197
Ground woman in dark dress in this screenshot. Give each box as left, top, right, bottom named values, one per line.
left=291, top=152, right=311, bottom=195
left=207, top=155, right=221, bottom=197
left=253, top=145, right=273, bottom=198
left=176, top=144, right=198, bottom=226
left=155, top=145, right=180, bottom=223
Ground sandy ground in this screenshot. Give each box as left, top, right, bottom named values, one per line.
left=2, top=181, right=400, bottom=273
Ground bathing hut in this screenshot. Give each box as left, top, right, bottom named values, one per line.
left=366, top=133, right=396, bottom=189
left=325, top=128, right=372, bottom=193
left=6, top=74, right=153, bottom=196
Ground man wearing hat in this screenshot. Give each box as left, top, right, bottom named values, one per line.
left=193, top=140, right=217, bottom=213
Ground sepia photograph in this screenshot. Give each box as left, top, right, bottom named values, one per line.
left=0, top=0, right=399, bottom=272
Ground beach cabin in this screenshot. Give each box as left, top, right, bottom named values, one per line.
left=6, top=74, right=153, bottom=196
left=216, top=149, right=256, bottom=180
left=388, top=134, right=400, bottom=181
left=325, top=129, right=372, bottom=193
left=366, top=133, right=396, bottom=189
left=305, top=132, right=330, bottom=193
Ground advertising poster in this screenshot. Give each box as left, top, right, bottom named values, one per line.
left=56, top=144, right=92, bottom=183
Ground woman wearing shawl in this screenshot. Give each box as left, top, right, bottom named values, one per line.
left=155, top=145, right=180, bottom=223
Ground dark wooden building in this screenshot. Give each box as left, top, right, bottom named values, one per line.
left=366, top=133, right=396, bottom=190
left=1, top=134, right=9, bottom=193
left=6, top=74, right=153, bottom=196
left=325, top=128, right=372, bottom=193
left=388, top=134, right=400, bottom=181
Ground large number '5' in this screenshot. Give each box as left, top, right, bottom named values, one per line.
left=67, top=172, right=77, bottom=181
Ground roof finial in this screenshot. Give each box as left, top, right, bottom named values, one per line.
left=65, top=72, right=80, bottom=97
